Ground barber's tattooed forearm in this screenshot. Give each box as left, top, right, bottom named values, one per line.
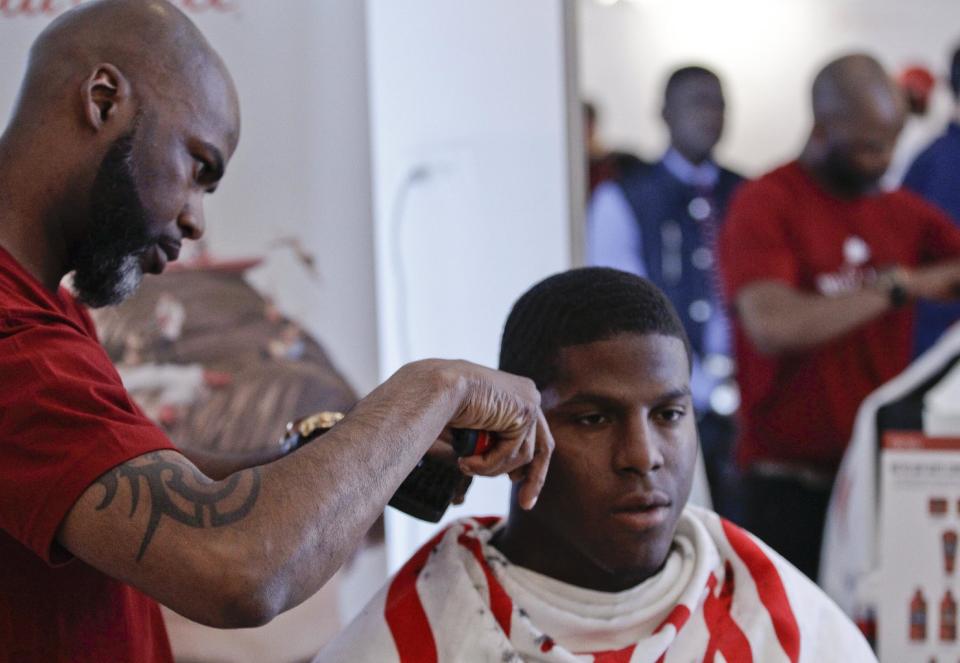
left=95, top=453, right=261, bottom=561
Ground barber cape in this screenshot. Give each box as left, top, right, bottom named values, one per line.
left=315, top=506, right=873, bottom=662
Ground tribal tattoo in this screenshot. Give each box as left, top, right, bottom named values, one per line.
left=95, top=452, right=261, bottom=561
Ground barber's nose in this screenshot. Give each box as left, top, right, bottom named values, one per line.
left=614, top=415, right=664, bottom=475
left=178, top=202, right=205, bottom=241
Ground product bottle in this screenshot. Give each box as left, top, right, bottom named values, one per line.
left=944, top=530, right=958, bottom=575
left=941, top=590, right=957, bottom=642
left=911, top=589, right=928, bottom=641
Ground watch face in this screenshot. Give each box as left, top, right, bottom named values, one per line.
left=295, top=411, right=345, bottom=438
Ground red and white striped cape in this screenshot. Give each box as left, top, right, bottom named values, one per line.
left=316, top=507, right=874, bottom=663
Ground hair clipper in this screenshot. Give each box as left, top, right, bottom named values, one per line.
left=387, top=428, right=492, bottom=522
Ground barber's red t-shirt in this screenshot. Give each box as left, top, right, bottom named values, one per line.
left=719, top=161, right=960, bottom=471
left=0, top=246, right=175, bottom=662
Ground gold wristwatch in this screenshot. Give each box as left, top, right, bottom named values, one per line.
left=279, top=411, right=345, bottom=454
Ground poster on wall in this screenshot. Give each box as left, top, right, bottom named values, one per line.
left=879, top=431, right=960, bottom=662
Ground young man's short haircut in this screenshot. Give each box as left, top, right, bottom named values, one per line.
left=499, top=267, right=692, bottom=389
left=664, top=65, right=719, bottom=104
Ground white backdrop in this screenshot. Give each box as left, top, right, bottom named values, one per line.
left=579, top=0, right=960, bottom=179
left=365, top=0, right=577, bottom=571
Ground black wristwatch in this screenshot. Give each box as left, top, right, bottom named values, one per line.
left=876, top=267, right=908, bottom=309
left=279, top=411, right=344, bottom=454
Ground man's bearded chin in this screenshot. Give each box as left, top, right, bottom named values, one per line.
left=70, top=130, right=156, bottom=308
left=822, top=149, right=881, bottom=196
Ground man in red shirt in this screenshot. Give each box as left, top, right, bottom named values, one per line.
left=0, top=2, right=553, bottom=661
left=719, top=53, right=960, bottom=580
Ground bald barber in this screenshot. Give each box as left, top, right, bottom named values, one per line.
left=0, top=2, right=553, bottom=661
left=718, top=53, right=960, bottom=580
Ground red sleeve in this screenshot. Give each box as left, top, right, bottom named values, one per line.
left=0, top=313, right=174, bottom=565
left=719, top=177, right=800, bottom=301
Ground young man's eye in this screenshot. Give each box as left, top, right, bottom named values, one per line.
left=655, top=407, right=686, bottom=424
left=574, top=413, right=609, bottom=426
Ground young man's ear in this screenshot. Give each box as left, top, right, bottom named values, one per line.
left=81, top=63, right=132, bottom=132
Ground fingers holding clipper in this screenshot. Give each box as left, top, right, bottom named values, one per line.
left=458, top=409, right=534, bottom=477
left=515, top=409, right=554, bottom=510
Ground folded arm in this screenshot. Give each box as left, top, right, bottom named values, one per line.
left=736, top=259, right=960, bottom=355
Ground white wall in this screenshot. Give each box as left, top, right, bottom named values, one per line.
left=365, top=0, right=576, bottom=570
left=579, top=0, right=960, bottom=178
left=189, top=1, right=380, bottom=395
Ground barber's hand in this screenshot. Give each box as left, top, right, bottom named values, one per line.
left=434, top=360, right=554, bottom=510
left=904, top=260, right=960, bottom=301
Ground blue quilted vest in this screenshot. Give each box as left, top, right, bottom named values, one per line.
left=617, top=160, right=744, bottom=357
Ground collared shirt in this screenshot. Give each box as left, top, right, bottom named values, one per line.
left=662, top=147, right=720, bottom=190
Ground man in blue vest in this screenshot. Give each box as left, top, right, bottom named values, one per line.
left=587, top=65, right=744, bottom=517
left=902, top=45, right=960, bottom=356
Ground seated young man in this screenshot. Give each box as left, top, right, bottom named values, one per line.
left=316, top=268, right=874, bottom=662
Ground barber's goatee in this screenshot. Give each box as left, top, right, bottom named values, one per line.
left=70, top=253, right=144, bottom=308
